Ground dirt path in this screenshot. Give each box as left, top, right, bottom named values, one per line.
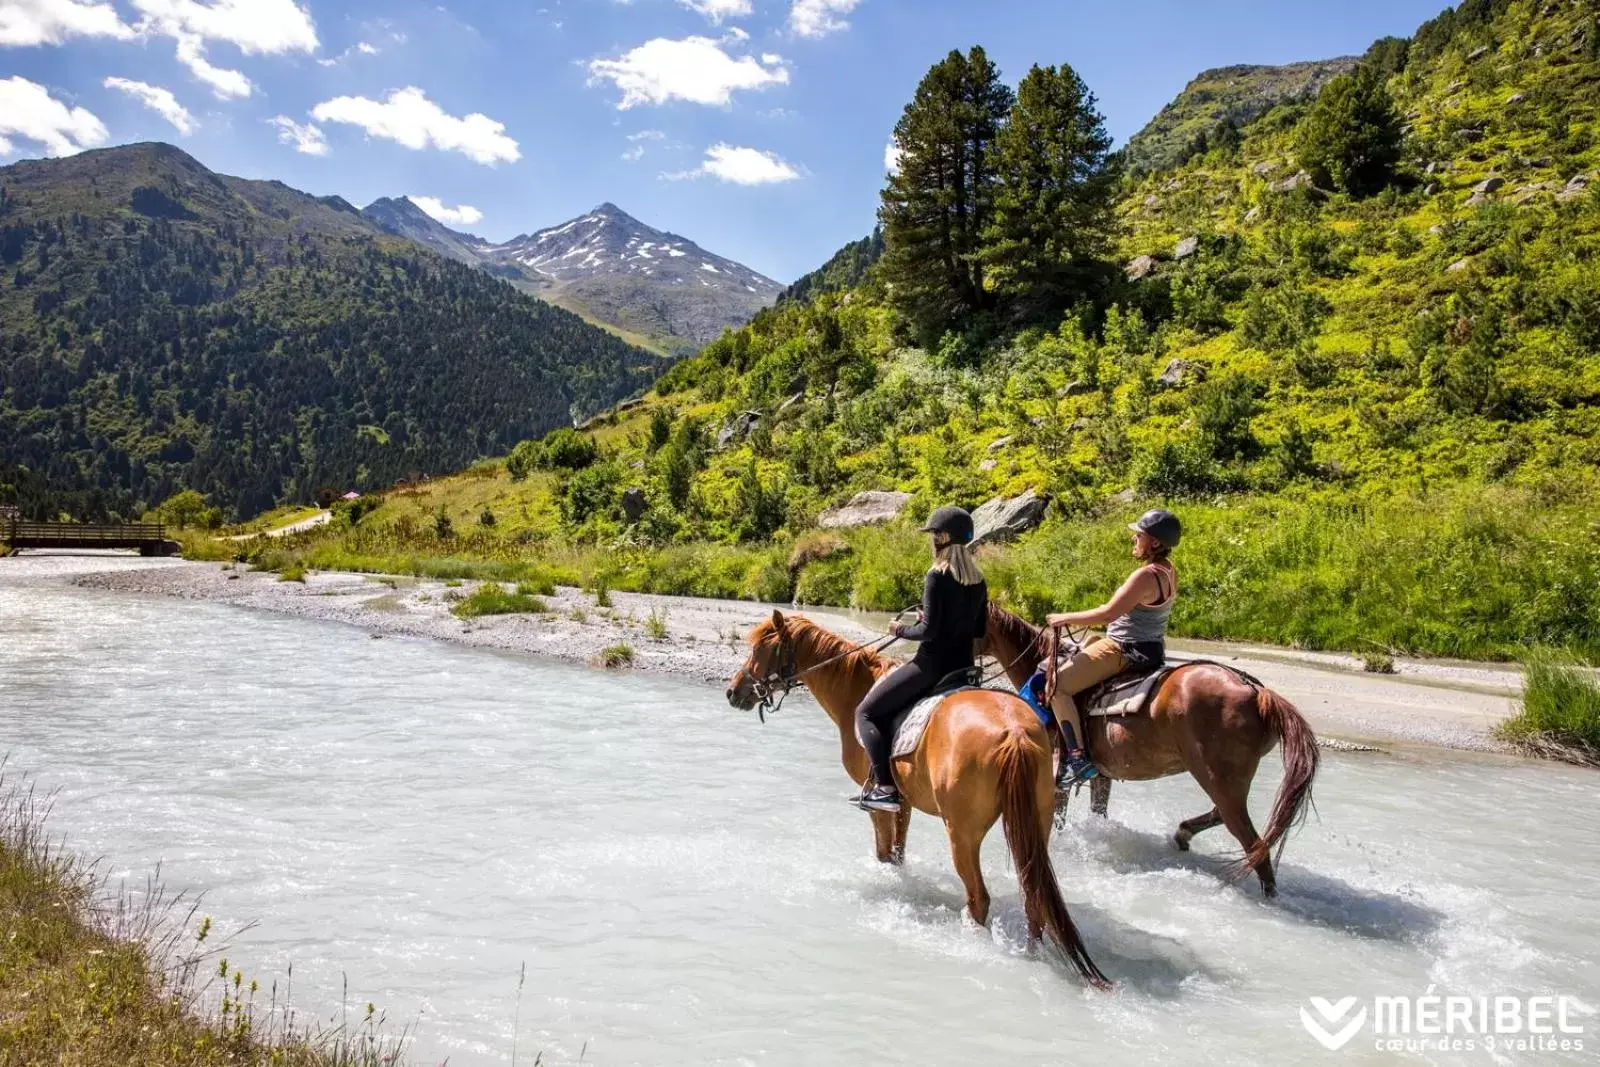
left=44, top=555, right=1525, bottom=757
left=221, top=510, right=331, bottom=542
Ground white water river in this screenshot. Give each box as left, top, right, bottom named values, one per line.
left=1, top=560, right=1595, bottom=1065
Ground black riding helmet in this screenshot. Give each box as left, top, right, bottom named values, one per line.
left=1129, top=508, right=1182, bottom=548
left=918, top=505, right=975, bottom=545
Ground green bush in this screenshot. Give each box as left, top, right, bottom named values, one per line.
left=599, top=643, right=636, bottom=668
left=452, top=583, right=550, bottom=618
left=794, top=554, right=855, bottom=605
left=1498, top=650, right=1600, bottom=756
left=1294, top=67, right=1403, bottom=196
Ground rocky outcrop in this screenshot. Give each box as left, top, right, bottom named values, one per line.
left=716, top=410, right=764, bottom=448
left=1158, top=358, right=1207, bottom=388
left=1126, top=255, right=1158, bottom=281
left=1174, top=236, right=1200, bottom=260
left=817, top=491, right=913, bottom=530
left=971, top=489, right=1051, bottom=548
left=621, top=488, right=648, bottom=523
left=1268, top=170, right=1324, bottom=195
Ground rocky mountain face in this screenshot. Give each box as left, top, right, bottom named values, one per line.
left=362, top=199, right=780, bottom=356
left=1122, top=57, right=1361, bottom=175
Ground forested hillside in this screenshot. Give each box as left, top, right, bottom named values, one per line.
left=210, top=0, right=1600, bottom=659
left=0, top=144, right=665, bottom=521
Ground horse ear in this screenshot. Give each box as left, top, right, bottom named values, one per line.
left=771, top=609, right=785, bottom=631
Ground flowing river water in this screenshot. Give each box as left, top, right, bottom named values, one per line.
left=1, top=558, right=1595, bottom=1065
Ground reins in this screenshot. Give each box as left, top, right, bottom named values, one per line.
left=752, top=630, right=902, bottom=723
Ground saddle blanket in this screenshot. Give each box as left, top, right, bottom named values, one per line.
left=890, top=688, right=981, bottom=757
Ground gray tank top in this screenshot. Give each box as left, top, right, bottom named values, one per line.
left=1106, top=565, right=1175, bottom=647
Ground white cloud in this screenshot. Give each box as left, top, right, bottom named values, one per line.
left=311, top=86, right=520, bottom=165
left=318, top=39, right=381, bottom=66
left=103, top=76, right=195, bottom=134
left=622, top=128, right=664, bottom=162
left=666, top=143, right=800, bottom=185
left=677, top=0, right=751, bottom=23
left=0, top=76, right=109, bottom=156
left=129, top=0, right=320, bottom=99
left=884, top=137, right=900, bottom=174
left=0, top=135, right=13, bottom=155
left=0, top=0, right=134, bottom=45
left=588, top=36, right=788, bottom=109
left=409, top=195, right=482, bottom=226
left=267, top=114, right=327, bottom=155
left=789, top=0, right=861, bottom=38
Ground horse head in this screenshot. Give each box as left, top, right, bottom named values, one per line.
left=726, top=609, right=792, bottom=711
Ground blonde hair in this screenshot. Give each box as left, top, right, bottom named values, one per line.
left=933, top=541, right=984, bottom=586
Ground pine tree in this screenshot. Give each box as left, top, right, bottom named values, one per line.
left=879, top=47, right=1014, bottom=348
left=981, top=62, right=1118, bottom=324
left=1294, top=68, right=1403, bottom=197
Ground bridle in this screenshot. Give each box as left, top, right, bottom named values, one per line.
left=739, top=628, right=902, bottom=723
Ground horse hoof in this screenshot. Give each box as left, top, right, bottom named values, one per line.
left=1174, top=832, right=1191, bottom=852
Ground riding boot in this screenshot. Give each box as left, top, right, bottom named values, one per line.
left=1055, top=720, right=1098, bottom=787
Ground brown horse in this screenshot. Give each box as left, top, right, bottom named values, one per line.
left=726, top=611, right=1110, bottom=987
left=981, top=603, right=1319, bottom=897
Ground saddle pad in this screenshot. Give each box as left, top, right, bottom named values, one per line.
left=890, top=688, right=977, bottom=758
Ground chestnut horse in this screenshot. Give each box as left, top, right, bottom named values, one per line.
left=981, top=603, right=1319, bottom=897
left=726, top=611, right=1109, bottom=987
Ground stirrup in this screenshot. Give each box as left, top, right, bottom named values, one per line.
left=1056, top=751, right=1098, bottom=790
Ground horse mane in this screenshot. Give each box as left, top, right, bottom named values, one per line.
left=986, top=602, right=1049, bottom=662
left=749, top=614, right=895, bottom=679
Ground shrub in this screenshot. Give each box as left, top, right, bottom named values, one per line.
left=278, top=562, right=307, bottom=583
left=1497, top=651, right=1600, bottom=760
left=794, top=554, right=855, bottom=605
left=644, top=606, right=670, bottom=641
left=452, top=583, right=550, bottom=618
left=599, top=643, right=636, bottom=669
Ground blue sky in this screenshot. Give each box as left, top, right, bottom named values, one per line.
left=3, top=0, right=1452, bottom=282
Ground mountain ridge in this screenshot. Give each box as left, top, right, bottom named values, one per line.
left=360, top=197, right=781, bottom=355
left=0, top=142, right=666, bottom=520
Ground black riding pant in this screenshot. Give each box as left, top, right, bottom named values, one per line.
left=854, top=659, right=940, bottom=791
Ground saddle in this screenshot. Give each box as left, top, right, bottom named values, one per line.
left=1078, top=659, right=1265, bottom=718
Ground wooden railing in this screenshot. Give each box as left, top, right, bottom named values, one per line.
left=4, top=521, right=177, bottom=555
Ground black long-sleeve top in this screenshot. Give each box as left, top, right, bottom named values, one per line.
left=897, top=568, right=988, bottom=672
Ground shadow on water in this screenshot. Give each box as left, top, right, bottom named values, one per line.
left=1066, top=818, right=1446, bottom=944
left=848, top=867, right=1219, bottom=997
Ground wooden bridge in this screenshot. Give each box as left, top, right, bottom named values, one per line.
left=3, top=520, right=181, bottom=556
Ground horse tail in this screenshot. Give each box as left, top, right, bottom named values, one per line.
left=1227, top=686, right=1319, bottom=881
left=995, top=727, right=1111, bottom=988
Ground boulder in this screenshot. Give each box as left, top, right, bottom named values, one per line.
left=1251, top=161, right=1276, bottom=177
left=1506, top=92, right=1527, bottom=104
left=1473, top=176, right=1505, bottom=194
left=1467, top=45, right=1490, bottom=61
left=1157, top=358, right=1206, bottom=388
left=970, top=489, right=1051, bottom=548
left=1143, top=194, right=1160, bottom=210
left=777, top=391, right=806, bottom=415
left=986, top=435, right=1015, bottom=453
left=620, top=488, right=648, bottom=523
left=1243, top=206, right=1261, bottom=223
left=1268, top=170, right=1322, bottom=195
left=1423, top=182, right=1441, bottom=196
left=1446, top=257, right=1472, bottom=273
left=1174, top=236, right=1200, bottom=260
left=1453, top=127, right=1486, bottom=143
left=1557, top=172, right=1594, bottom=202
left=1446, top=80, right=1467, bottom=93
left=1059, top=379, right=1094, bottom=398
left=1465, top=192, right=1491, bottom=208
left=1126, top=254, right=1159, bottom=281
left=817, top=490, right=913, bottom=530
left=978, top=458, right=998, bottom=473
left=715, top=410, right=763, bottom=448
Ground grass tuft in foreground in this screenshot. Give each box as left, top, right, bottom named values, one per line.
left=1496, top=651, right=1600, bottom=766
left=0, top=768, right=408, bottom=1066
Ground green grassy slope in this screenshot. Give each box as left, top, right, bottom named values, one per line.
left=232, top=0, right=1600, bottom=660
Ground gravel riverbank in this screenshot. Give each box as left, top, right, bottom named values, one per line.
left=9, top=553, right=1523, bottom=757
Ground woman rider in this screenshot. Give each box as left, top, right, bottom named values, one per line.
left=1043, top=508, right=1181, bottom=785
left=852, top=506, right=988, bottom=813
